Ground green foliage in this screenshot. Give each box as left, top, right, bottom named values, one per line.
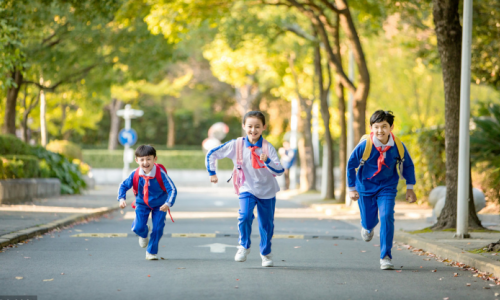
left=398, top=128, right=446, bottom=201
left=46, top=140, right=83, bottom=161
left=82, top=150, right=233, bottom=170
left=471, top=103, right=500, bottom=203
left=0, top=134, right=33, bottom=155
left=0, top=154, right=40, bottom=179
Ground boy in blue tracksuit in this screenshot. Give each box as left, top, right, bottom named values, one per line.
left=347, top=110, right=417, bottom=270
left=117, top=145, right=177, bottom=260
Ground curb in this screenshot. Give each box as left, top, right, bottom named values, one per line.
left=0, top=206, right=119, bottom=248
left=395, top=231, right=500, bottom=277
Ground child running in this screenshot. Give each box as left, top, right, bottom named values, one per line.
left=347, top=110, right=417, bottom=270
left=206, top=111, right=284, bottom=267
left=118, top=145, right=177, bottom=260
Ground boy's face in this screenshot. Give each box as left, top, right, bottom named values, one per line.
left=135, top=155, right=157, bottom=174
left=242, top=117, right=266, bottom=141
left=370, top=121, right=394, bottom=143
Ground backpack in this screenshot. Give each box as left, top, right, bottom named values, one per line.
left=227, top=137, right=273, bottom=195
left=358, top=133, right=406, bottom=179
left=131, top=163, right=174, bottom=222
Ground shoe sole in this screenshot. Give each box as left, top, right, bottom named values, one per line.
left=235, top=257, right=247, bottom=262
left=146, top=257, right=158, bottom=260
left=139, top=238, right=149, bottom=248
left=262, top=263, right=273, bottom=267
left=380, top=265, right=394, bottom=270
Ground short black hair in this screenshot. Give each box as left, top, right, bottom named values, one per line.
left=135, top=145, right=156, bottom=157
left=370, top=110, right=395, bottom=126
left=243, top=111, right=266, bottom=126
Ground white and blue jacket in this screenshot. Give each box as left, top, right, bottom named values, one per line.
left=347, top=134, right=416, bottom=196
left=117, top=165, right=177, bottom=207
left=206, top=136, right=284, bottom=199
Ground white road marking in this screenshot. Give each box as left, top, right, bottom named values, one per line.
left=197, top=243, right=237, bottom=253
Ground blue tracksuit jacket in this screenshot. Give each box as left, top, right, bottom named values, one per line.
left=347, top=139, right=416, bottom=196
left=117, top=166, right=177, bottom=207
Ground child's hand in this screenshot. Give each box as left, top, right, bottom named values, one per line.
left=260, top=153, right=268, bottom=163
left=210, top=175, right=218, bottom=184
left=406, top=189, right=417, bottom=203
left=160, top=204, right=170, bottom=212
left=349, top=191, right=360, bottom=201
left=119, top=199, right=126, bottom=209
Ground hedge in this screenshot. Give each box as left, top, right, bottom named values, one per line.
left=1, top=155, right=41, bottom=179
left=82, top=150, right=234, bottom=170
left=0, top=135, right=86, bottom=194
left=46, top=140, right=83, bottom=161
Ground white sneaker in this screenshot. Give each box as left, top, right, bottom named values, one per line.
left=139, top=225, right=150, bottom=248
left=361, top=228, right=374, bottom=242
left=234, top=246, right=250, bottom=262
left=146, top=252, right=158, bottom=260
left=380, top=255, right=394, bottom=270
left=260, top=253, right=273, bottom=267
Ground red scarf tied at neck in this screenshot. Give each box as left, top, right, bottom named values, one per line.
left=249, top=146, right=266, bottom=169
left=367, top=132, right=393, bottom=180
left=140, top=175, right=154, bottom=207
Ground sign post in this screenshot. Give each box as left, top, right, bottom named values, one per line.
left=117, top=104, right=143, bottom=179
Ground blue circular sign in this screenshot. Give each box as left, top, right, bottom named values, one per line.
left=118, top=128, right=138, bottom=146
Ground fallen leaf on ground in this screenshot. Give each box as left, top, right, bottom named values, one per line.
left=24, top=257, right=30, bottom=259
left=61, top=273, right=65, bottom=275
left=374, top=244, right=379, bottom=247
left=420, top=266, right=423, bottom=268
left=117, top=289, right=121, bottom=291
left=396, top=270, right=402, bottom=273
left=484, top=286, right=490, bottom=289
left=361, top=250, right=366, bottom=253
left=375, top=289, right=378, bottom=292
left=294, top=246, right=300, bottom=249
left=334, top=244, right=338, bottom=246
left=148, top=275, right=150, bottom=277
left=495, top=292, right=500, bottom=297
left=43, top=279, right=54, bottom=282
left=423, top=258, right=431, bottom=261
left=454, top=273, right=458, bottom=277
left=177, top=267, right=185, bottom=269
left=236, top=279, right=240, bottom=281
left=15, top=277, right=23, bottom=280
left=490, top=284, right=496, bottom=287
left=235, top=286, right=239, bottom=289
left=444, top=298, right=449, bottom=300
left=397, top=248, right=402, bottom=251
left=161, top=257, right=165, bottom=260
left=431, top=270, right=437, bottom=272
left=466, top=283, right=471, bottom=286
left=340, top=252, right=342, bottom=254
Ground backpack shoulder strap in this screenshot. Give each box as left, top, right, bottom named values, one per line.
left=360, top=134, right=372, bottom=163
left=262, top=139, right=269, bottom=156
left=393, top=135, right=405, bottom=161
left=154, top=163, right=167, bottom=192
left=132, top=168, right=140, bottom=196
left=236, top=137, right=244, bottom=166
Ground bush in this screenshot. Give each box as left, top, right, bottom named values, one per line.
left=46, top=140, right=83, bottom=161
left=82, top=150, right=234, bottom=170
left=398, top=128, right=446, bottom=202
left=1, top=155, right=41, bottom=179
left=0, top=134, right=33, bottom=156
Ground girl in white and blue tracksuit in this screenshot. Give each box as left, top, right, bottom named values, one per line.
left=206, top=136, right=284, bottom=257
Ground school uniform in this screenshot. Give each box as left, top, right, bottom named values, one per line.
left=347, top=134, right=416, bottom=259
left=206, top=136, right=284, bottom=255
left=118, top=165, right=177, bottom=255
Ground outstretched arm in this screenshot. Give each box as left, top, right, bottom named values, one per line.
left=117, top=171, right=134, bottom=205
left=206, top=140, right=236, bottom=176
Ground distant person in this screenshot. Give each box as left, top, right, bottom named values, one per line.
left=278, top=140, right=297, bottom=190
left=117, top=145, right=177, bottom=260
left=347, top=110, right=417, bottom=270
left=206, top=111, right=284, bottom=267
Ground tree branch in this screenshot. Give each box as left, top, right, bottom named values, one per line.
left=23, top=64, right=97, bottom=92
left=283, top=24, right=320, bottom=43
left=260, top=0, right=291, bottom=7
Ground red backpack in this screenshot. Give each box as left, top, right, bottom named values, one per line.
left=131, top=163, right=174, bottom=222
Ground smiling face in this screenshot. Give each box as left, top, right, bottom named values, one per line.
left=242, top=117, right=266, bottom=143
left=370, top=121, right=394, bottom=144
left=135, top=155, right=157, bottom=174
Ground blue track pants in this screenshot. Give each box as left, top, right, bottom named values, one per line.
left=238, top=193, right=276, bottom=256
left=358, top=190, right=396, bottom=259
left=131, top=204, right=167, bottom=255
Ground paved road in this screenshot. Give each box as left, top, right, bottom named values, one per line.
left=0, top=187, right=497, bottom=300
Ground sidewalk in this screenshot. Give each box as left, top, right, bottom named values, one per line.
left=0, top=185, right=120, bottom=248
left=282, top=189, right=500, bottom=278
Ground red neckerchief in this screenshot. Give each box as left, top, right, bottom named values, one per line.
left=367, top=132, right=392, bottom=179
left=140, top=175, right=154, bottom=207
left=249, top=146, right=266, bottom=169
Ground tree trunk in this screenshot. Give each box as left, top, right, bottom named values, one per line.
left=314, top=40, right=335, bottom=200
left=332, top=13, right=347, bottom=202
left=166, top=106, right=175, bottom=148
left=3, top=69, right=23, bottom=135
left=107, top=98, right=123, bottom=150
left=21, top=90, right=40, bottom=143
left=432, top=0, right=483, bottom=230
left=468, top=163, right=483, bottom=229
left=40, top=90, right=48, bottom=147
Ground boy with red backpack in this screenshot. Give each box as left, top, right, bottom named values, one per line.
left=118, top=145, right=177, bottom=260
left=206, top=111, right=284, bottom=267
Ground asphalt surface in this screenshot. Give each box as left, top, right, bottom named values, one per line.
left=0, top=186, right=498, bottom=300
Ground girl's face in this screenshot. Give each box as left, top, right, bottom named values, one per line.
left=242, top=117, right=266, bottom=141
left=370, top=121, right=394, bottom=143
